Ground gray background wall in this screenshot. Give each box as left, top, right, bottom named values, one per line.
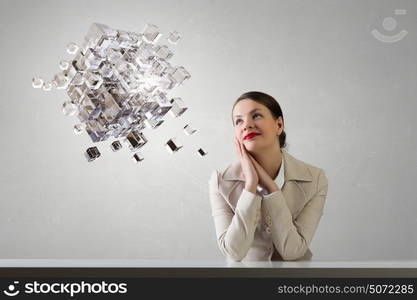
left=0, top=0, right=416, bottom=260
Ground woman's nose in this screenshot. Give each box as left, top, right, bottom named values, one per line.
left=243, top=118, right=254, bottom=129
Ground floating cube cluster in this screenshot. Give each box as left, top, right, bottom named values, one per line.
left=33, top=23, right=207, bottom=162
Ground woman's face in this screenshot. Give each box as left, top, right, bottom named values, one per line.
left=232, top=99, right=283, bottom=153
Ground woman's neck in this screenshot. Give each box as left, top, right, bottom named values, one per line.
left=252, top=146, right=283, bottom=180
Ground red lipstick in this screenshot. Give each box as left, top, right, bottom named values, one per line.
left=244, top=132, right=261, bottom=140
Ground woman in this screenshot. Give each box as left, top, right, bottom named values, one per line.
left=208, top=91, right=328, bottom=262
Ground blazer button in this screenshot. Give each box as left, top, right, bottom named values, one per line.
left=265, top=226, right=271, bottom=234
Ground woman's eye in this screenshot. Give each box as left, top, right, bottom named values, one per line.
left=235, top=119, right=242, bottom=125
left=253, top=113, right=262, bottom=119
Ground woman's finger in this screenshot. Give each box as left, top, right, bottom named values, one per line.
left=249, top=154, right=259, bottom=167
left=242, top=144, right=256, bottom=171
left=241, top=141, right=250, bottom=159
left=238, top=139, right=244, bottom=155
left=247, top=153, right=258, bottom=170
left=235, top=138, right=241, bottom=157
left=250, top=155, right=265, bottom=176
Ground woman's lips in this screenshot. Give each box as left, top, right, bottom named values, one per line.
left=244, top=133, right=261, bottom=140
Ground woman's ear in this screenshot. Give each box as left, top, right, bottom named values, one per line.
left=276, top=116, right=284, bottom=135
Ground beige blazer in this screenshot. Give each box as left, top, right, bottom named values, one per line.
left=208, top=149, right=328, bottom=262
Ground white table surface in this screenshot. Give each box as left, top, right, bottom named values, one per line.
left=0, top=259, right=416, bottom=268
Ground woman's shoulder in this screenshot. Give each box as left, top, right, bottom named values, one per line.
left=282, top=150, right=327, bottom=184
left=285, top=151, right=322, bottom=170
left=208, top=160, right=241, bottom=186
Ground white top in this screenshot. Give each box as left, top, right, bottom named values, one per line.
left=256, top=155, right=285, bottom=196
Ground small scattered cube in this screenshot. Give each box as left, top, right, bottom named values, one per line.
left=169, top=66, right=190, bottom=86
left=169, top=97, right=188, bottom=117
left=73, top=123, right=85, bottom=135
left=197, top=148, right=207, bottom=157
left=183, top=124, right=197, bottom=136
left=66, top=42, right=79, bottom=54
left=32, top=77, right=43, bottom=88
left=165, top=138, right=183, bottom=154
left=132, top=152, right=144, bottom=163
left=42, top=81, right=52, bottom=91
left=142, top=23, right=161, bottom=44
left=62, top=101, right=78, bottom=116
left=144, top=119, right=164, bottom=129
left=111, top=140, right=122, bottom=152
left=124, top=130, right=148, bottom=151
left=85, top=146, right=101, bottom=162
left=155, top=45, right=173, bottom=60
left=59, top=60, right=70, bottom=70
left=167, top=31, right=181, bottom=44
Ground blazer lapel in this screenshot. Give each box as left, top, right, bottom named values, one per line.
left=281, top=150, right=314, bottom=215
left=218, top=160, right=243, bottom=213
left=219, top=150, right=313, bottom=214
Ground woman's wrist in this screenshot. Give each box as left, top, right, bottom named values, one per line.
left=266, top=183, right=279, bottom=194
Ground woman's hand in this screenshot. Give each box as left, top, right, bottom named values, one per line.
left=248, top=155, right=279, bottom=194
left=235, top=137, right=258, bottom=194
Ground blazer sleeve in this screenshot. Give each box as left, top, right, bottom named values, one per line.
left=262, top=169, right=328, bottom=261
left=208, top=170, right=262, bottom=262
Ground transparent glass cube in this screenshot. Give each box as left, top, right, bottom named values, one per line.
left=54, top=73, right=69, bottom=89
left=132, top=152, right=144, bottom=163
left=167, top=31, right=181, bottom=44
left=110, top=140, right=122, bottom=151
left=165, top=138, right=183, bottom=154
left=42, top=81, right=53, bottom=91
left=85, top=49, right=105, bottom=70
left=85, top=72, right=103, bottom=90
left=183, top=123, right=197, bottom=136
left=168, top=97, right=188, bottom=117
left=141, top=23, right=161, bottom=44
left=59, top=60, right=70, bottom=70
left=62, top=100, right=78, bottom=116
left=100, top=63, right=114, bottom=78
left=124, top=130, right=148, bottom=151
left=102, top=92, right=122, bottom=122
left=66, top=42, right=79, bottom=54
left=82, top=23, right=118, bottom=51
left=144, top=118, right=164, bottom=129
left=155, top=45, right=173, bottom=60
left=70, top=72, right=85, bottom=86
left=107, top=48, right=124, bottom=64
left=73, top=123, right=85, bottom=134
left=72, top=51, right=87, bottom=72
left=85, top=146, right=101, bottom=162
left=32, top=77, right=43, bottom=88
left=64, top=65, right=77, bottom=82
left=169, top=66, right=191, bottom=86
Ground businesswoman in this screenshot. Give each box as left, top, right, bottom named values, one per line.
left=208, top=91, right=328, bottom=262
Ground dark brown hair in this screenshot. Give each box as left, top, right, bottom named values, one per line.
left=232, top=91, right=287, bottom=149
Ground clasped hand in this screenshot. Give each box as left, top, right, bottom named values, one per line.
left=235, top=137, right=279, bottom=195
